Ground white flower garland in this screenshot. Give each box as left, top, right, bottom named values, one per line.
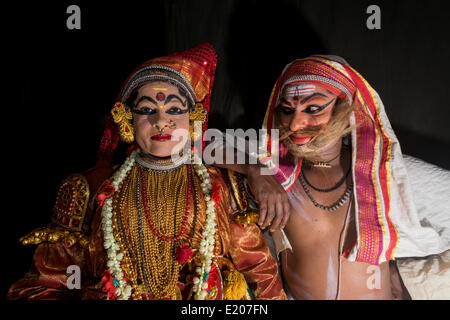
left=191, top=153, right=217, bottom=300
left=100, top=150, right=217, bottom=300
left=101, top=150, right=137, bottom=300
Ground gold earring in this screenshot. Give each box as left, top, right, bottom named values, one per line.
left=189, top=103, right=207, bottom=142
left=189, top=120, right=203, bottom=142
left=189, top=103, right=207, bottom=122
left=111, top=102, right=134, bottom=143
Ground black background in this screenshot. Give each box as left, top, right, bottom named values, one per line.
left=2, top=0, right=450, bottom=300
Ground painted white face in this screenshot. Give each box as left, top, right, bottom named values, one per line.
left=276, top=82, right=338, bottom=157
left=131, top=81, right=190, bottom=157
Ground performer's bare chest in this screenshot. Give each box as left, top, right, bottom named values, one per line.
left=281, top=179, right=392, bottom=299
left=281, top=179, right=355, bottom=299
left=283, top=178, right=355, bottom=252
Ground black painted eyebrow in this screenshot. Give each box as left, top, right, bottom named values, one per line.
left=165, top=94, right=187, bottom=107
left=300, top=92, right=328, bottom=104
left=301, top=98, right=335, bottom=113
left=135, top=95, right=157, bottom=106
left=279, top=97, right=293, bottom=107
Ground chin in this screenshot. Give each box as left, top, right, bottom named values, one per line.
left=151, top=144, right=187, bottom=158
left=282, top=137, right=312, bottom=158
left=139, top=144, right=172, bottom=158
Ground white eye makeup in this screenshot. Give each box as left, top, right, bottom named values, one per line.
left=277, top=95, right=336, bottom=115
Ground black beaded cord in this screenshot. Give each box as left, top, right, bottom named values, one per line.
left=299, top=173, right=353, bottom=212
left=302, top=145, right=351, bottom=193
left=301, top=162, right=351, bottom=193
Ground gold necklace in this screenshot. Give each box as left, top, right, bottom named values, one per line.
left=113, top=163, right=192, bottom=299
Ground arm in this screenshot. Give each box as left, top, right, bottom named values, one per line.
left=207, top=167, right=286, bottom=300
left=8, top=239, right=86, bottom=300
left=228, top=220, right=287, bottom=300
left=8, top=168, right=113, bottom=300
left=204, top=131, right=291, bottom=231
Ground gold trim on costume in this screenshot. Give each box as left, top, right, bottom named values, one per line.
left=227, top=170, right=260, bottom=227
left=227, top=170, right=248, bottom=212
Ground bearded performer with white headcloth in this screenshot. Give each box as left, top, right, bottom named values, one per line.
left=252, top=55, right=450, bottom=300
left=8, top=43, right=286, bottom=300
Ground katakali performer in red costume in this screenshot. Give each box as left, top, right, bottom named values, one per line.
left=257, top=55, right=450, bottom=299
left=8, top=43, right=286, bottom=300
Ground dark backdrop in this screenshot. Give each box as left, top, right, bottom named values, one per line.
left=3, top=0, right=450, bottom=299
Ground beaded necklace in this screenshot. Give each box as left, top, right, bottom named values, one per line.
left=101, top=150, right=218, bottom=300
left=138, top=165, right=192, bottom=242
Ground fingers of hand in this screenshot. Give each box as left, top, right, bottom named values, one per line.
left=258, top=200, right=267, bottom=226
left=270, top=199, right=284, bottom=232
left=281, top=201, right=291, bottom=229
left=263, top=202, right=276, bottom=229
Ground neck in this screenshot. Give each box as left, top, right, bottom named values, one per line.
left=136, top=149, right=189, bottom=172
left=304, top=138, right=344, bottom=167
left=140, top=152, right=173, bottom=163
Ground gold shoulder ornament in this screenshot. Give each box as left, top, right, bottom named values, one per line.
left=52, top=174, right=90, bottom=232
left=19, top=225, right=89, bottom=248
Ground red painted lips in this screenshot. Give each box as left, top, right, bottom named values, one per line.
left=151, top=134, right=172, bottom=142
left=290, top=134, right=312, bottom=145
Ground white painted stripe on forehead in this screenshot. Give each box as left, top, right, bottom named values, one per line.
left=285, top=89, right=315, bottom=94
left=284, top=84, right=316, bottom=97
left=285, top=84, right=316, bottom=91
left=285, top=88, right=315, bottom=92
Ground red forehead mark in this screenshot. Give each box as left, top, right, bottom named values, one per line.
left=156, top=92, right=166, bottom=101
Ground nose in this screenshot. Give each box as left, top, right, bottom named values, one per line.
left=153, top=111, right=170, bottom=132
left=289, top=111, right=309, bottom=132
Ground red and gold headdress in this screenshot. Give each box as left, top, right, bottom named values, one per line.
left=264, top=55, right=404, bottom=265
left=97, top=42, right=217, bottom=165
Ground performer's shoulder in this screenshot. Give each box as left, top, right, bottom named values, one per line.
left=204, top=165, right=227, bottom=181
left=19, top=165, right=116, bottom=248
left=203, top=165, right=232, bottom=201
left=205, top=166, right=260, bottom=227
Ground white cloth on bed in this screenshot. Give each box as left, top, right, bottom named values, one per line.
left=393, top=155, right=450, bottom=299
